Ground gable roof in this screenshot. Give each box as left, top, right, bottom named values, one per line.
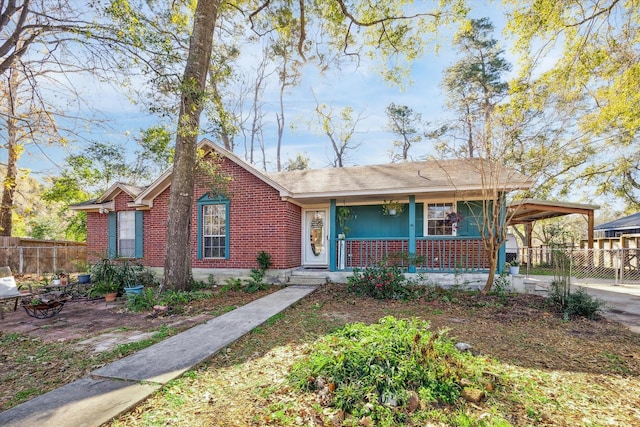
left=131, top=139, right=292, bottom=209
left=268, top=158, right=533, bottom=204
left=72, top=140, right=534, bottom=211
left=595, top=212, right=640, bottom=231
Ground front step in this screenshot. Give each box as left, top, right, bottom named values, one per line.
left=287, top=275, right=327, bottom=286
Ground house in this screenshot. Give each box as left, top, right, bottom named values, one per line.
left=71, top=139, right=533, bottom=280
left=595, top=212, right=640, bottom=238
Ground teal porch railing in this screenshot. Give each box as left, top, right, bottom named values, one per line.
left=338, top=237, right=489, bottom=272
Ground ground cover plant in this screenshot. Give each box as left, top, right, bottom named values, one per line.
left=102, top=283, right=640, bottom=426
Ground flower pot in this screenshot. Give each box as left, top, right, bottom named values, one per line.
left=509, top=266, right=520, bottom=275
left=388, top=208, right=397, bottom=216
left=78, top=274, right=91, bottom=284
left=124, top=285, right=144, bottom=296
left=52, top=279, right=61, bottom=286
left=60, top=277, right=68, bottom=286
left=104, top=292, right=117, bottom=302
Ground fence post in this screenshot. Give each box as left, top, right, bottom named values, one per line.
left=619, top=248, right=624, bottom=285
left=19, top=247, right=23, bottom=274
left=53, top=246, right=58, bottom=273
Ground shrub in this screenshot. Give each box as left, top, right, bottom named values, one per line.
left=563, top=288, right=605, bottom=320
left=549, top=282, right=605, bottom=320
left=126, top=288, right=157, bottom=312
left=289, top=317, right=489, bottom=424
left=347, top=263, right=411, bottom=300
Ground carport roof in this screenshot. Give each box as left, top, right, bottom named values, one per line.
left=507, top=199, right=600, bottom=248
left=508, top=199, right=600, bottom=225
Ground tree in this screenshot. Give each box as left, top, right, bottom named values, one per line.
left=385, top=103, right=423, bottom=162
left=437, top=18, right=511, bottom=158
left=432, top=18, right=533, bottom=293
left=162, top=0, right=467, bottom=289
left=284, top=153, right=310, bottom=171
left=505, top=0, right=640, bottom=209
left=314, top=102, right=362, bottom=167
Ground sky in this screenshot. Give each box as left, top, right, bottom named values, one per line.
left=19, top=4, right=495, bottom=179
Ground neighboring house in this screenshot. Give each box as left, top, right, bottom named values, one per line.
left=595, top=212, right=640, bottom=238
left=71, top=139, right=533, bottom=277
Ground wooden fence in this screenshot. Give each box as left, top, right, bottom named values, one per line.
left=0, top=237, right=87, bottom=275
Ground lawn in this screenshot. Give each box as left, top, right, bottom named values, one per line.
left=91, top=283, right=640, bottom=426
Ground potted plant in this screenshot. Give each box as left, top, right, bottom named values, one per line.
left=58, top=271, right=68, bottom=286
left=119, top=260, right=145, bottom=296
left=51, top=273, right=61, bottom=286
left=89, top=280, right=120, bottom=302
left=382, top=200, right=405, bottom=216
left=508, top=260, right=520, bottom=275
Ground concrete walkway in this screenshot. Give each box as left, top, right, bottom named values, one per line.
left=0, top=285, right=317, bottom=427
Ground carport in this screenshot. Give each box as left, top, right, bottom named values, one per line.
left=507, top=199, right=600, bottom=249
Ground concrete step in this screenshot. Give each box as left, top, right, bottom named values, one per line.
left=288, top=275, right=327, bottom=286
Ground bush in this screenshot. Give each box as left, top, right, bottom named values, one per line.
left=549, top=282, right=605, bottom=320
left=290, top=317, right=489, bottom=423
left=347, top=263, right=411, bottom=300
left=126, top=288, right=157, bottom=312
left=563, top=288, right=605, bottom=320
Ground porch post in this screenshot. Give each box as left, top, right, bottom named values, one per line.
left=408, top=196, right=416, bottom=273
left=329, top=199, right=337, bottom=271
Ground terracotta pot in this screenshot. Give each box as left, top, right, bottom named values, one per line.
left=104, top=292, right=117, bottom=302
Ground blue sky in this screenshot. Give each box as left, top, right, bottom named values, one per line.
left=21, top=7, right=499, bottom=178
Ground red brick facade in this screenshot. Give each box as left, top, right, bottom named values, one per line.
left=85, top=156, right=302, bottom=270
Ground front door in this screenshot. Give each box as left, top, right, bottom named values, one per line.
left=303, top=209, right=329, bottom=267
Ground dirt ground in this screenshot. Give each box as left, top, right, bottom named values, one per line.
left=0, top=288, right=277, bottom=353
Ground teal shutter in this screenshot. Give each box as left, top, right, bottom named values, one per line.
left=107, top=212, right=117, bottom=259
left=134, top=211, right=144, bottom=258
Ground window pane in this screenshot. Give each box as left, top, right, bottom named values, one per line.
left=118, top=211, right=136, bottom=257
left=426, top=203, right=454, bottom=236
left=202, top=204, right=226, bottom=258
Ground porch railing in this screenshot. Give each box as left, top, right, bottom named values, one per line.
left=339, top=237, right=489, bottom=272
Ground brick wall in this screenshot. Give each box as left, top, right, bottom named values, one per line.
left=86, top=192, right=138, bottom=262
left=86, top=156, right=302, bottom=269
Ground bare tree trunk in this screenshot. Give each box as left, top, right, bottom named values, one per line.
left=0, top=64, right=20, bottom=236
left=164, top=0, right=221, bottom=290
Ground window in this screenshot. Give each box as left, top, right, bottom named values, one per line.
left=425, top=203, right=456, bottom=236
left=202, top=204, right=226, bottom=258
left=117, top=211, right=135, bottom=257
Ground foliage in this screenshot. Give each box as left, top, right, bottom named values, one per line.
left=243, top=251, right=273, bottom=293
left=126, top=287, right=157, bottom=312
left=549, top=282, right=605, bottom=321
left=89, top=280, right=121, bottom=297
left=256, top=251, right=273, bottom=271
left=89, top=258, right=158, bottom=289
left=382, top=200, right=405, bottom=216
left=283, top=153, right=310, bottom=171
left=385, top=103, right=423, bottom=162
left=347, top=263, right=413, bottom=300
left=505, top=0, right=640, bottom=209
left=337, top=206, right=353, bottom=236
left=290, top=317, right=489, bottom=423
left=89, top=258, right=119, bottom=285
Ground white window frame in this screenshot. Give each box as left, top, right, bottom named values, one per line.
left=202, top=204, right=227, bottom=259
left=424, top=202, right=457, bottom=236
left=117, top=211, right=136, bottom=258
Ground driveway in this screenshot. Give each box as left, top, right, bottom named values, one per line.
left=573, top=282, right=640, bottom=334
